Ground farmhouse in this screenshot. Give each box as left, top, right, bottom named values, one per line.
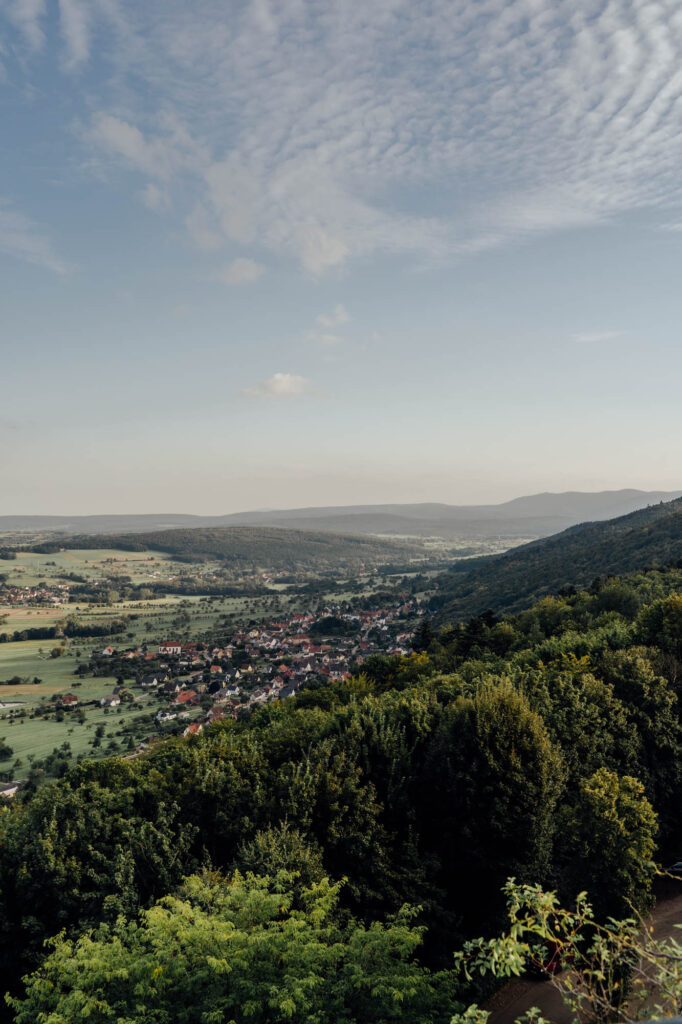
left=173, top=689, right=200, bottom=707
left=183, top=722, right=203, bottom=737
left=158, top=641, right=182, bottom=656
left=60, top=693, right=79, bottom=707
left=100, top=694, right=120, bottom=707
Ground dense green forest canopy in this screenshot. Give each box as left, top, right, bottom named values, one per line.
left=3, top=565, right=682, bottom=1020
left=23, top=526, right=428, bottom=571
left=433, top=495, right=682, bottom=619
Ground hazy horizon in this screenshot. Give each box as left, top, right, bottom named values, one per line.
left=3, top=2, right=682, bottom=513
left=2, top=486, right=682, bottom=519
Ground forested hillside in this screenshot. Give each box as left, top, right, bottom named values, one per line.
left=2, top=565, right=682, bottom=1020
left=433, top=496, right=682, bottom=619
left=26, top=527, right=427, bottom=571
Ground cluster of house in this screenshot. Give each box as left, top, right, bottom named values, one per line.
left=91, top=598, right=421, bottom=736
left=0, top=597, right=424, bottom=796
left=1, top=582, right=69, bottom=605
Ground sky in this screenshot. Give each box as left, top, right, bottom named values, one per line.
left=2, top=0, right=682, bottom=514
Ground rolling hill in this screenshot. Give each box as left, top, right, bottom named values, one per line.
left=2, top=489, right=680, bottom=541
left=27, top=527, right=428, bottom=572
left=433, top=496, right=682, bottom=619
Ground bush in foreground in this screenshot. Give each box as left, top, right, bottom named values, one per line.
left=8, top=870, right=459, bottom=1024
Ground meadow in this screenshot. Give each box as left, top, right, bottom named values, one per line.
left=1, top=698, right=162, bottom=774
left=0, top=548, right=178, bottom=587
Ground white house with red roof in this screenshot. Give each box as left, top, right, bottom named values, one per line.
left=159, top=641, right=182, bottom=656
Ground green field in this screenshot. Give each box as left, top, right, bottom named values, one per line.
left=0, top=697, right=164, bottom=776
left=0, top=548, right=181, bottom=587
left=2, top=592, right=280, bottom=650
left=0, top=640, right=100, bottom=694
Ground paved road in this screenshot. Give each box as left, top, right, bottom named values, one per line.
left=484, top=891, right=682, bottom=1024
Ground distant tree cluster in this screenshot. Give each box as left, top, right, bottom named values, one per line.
left=23, top=526, right=426, bottom=573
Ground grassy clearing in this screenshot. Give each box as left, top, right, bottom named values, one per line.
left=0, top=606, right=69, bottom=631
left=0, top=642, right=98, bottom=690
left=1, top=549, right=184, bottom=587
left=0, top=697, right=163, bottom=778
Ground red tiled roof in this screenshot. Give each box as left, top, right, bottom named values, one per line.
left=174, top=690, right=199, bottom=705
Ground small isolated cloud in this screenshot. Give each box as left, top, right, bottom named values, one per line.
left=316, top=304, right=350, bottom=329
left=216, top=257, right=265, bottom=285
left=660, top=221, right=682, bottom=233
left=241, top=372, right=313, bottom=399
left=573, top=330, right=625, bottom=344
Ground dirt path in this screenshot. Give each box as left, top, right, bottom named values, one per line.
left=485, top=892, right=682, bottom=1024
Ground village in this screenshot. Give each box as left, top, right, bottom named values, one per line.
left=0, top=544, right=431, bottom=795
left=0, top=581, right=72, bottom=607
left=80, top=597, right=422, bottom=739
left=0, top=594, right=424, bottom=798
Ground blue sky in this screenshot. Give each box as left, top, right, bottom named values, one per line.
left=2, top=0, right=682, bottom=513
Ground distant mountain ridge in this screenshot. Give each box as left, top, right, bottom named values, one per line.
left=2, top=489, right=680, bottom=541
left=433, top=495, right=682, bottom=620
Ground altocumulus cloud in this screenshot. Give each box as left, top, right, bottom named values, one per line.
left=241, top=373, right=313, bottom=399
left=216, top=258, right=265, bottom=285
left=8, top=0, right=682, bottom=271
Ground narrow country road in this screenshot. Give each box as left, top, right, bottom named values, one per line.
left=484, top=889, right=682, bottom=1024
